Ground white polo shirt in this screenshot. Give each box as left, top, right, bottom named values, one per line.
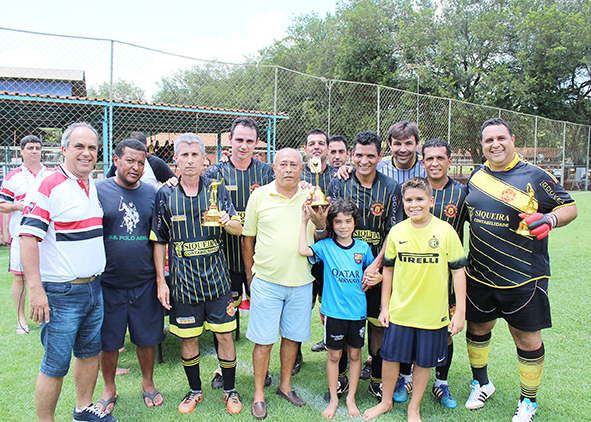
left=19, top=165, right=105, bottom=283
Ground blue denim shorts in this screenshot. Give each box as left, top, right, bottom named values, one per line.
left=246, top=276, right=312, bottom=345
left=40, top=278, right=104, bottom=377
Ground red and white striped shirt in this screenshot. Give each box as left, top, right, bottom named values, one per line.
left=0, top=164, right=49, bottom=237
left=20, top=165, right=105, bottom=283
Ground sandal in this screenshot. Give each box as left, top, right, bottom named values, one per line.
left=16, top=325, right=29, bottom=334
left=97, top=395, right=118, bottom=414
left=142, top=389, right=163, bottom=407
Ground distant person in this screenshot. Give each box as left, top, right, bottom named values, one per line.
left=327, top=135, right=349, bottom=169
left=363, top=177, right=467, bottom=422
left=151, top=133, right=244, bottom=415
left=106, top=132, right=177, bottom=188
left=201, top=155, right=212, bottom=175
left=20, top=122, right=116, bottom=422
left=464, top=118, right=577, bottom=422
left=0, top=135, right=49, bottom=334
left=96, top=139, right=164, bottom=415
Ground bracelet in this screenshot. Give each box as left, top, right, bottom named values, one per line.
left=315, top=225, right=327, bottom=233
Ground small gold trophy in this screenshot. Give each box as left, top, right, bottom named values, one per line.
left=203, top=179, right=223, bottom=227
left=516, top=183, right=537, bottom=236
left=309, top=156, right=329, bottom=206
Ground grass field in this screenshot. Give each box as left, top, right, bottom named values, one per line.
left=1, top=192, right=589, bottom=422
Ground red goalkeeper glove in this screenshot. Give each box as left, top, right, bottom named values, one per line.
left=518, top=212, right=557, bottom=240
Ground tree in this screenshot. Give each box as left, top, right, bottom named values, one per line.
left=88, top=78, right=146, bottom=101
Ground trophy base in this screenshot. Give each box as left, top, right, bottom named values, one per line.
left=203, top=208, right=221, bottom=227
left=310, top=199, right=329, bottom=207
left=516, top=222, right=530, bottom=236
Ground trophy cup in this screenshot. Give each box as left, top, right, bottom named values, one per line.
left=516, top=183, right=537, bottom=236
left=309, top=156, right=329, bottom=206
left=203, top=179, right=223, bottom=227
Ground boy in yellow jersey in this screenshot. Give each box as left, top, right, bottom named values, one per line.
left=364, top=177, right=467, bottom=422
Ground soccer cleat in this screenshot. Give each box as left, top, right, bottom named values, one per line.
left=360, top=357, right=372, bottom=380
left=223, top=390, right=243, bottom=414
left=323, top=376, right=350, bottom=402
left=264, top=372, right=272, bottom=387
left=178, top=390, right=204, bottom=414
left=392, top=377, right=413, bottom=403
left=432, top=384, right=457, bottom=409
left=72, top=404, right=118, bottom=421
left=211, top=368, right=224, bottom=389
left=292, top=353, right=303, bottom=375
left=311, top=340, right=327, bottom=352
left=465, top=380, right=495, bottom=410
left=512, top=398, right=538, bottom=422
left=368, top=381, right=383, bottom=400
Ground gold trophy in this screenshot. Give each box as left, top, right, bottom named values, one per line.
left=309, top=156, right=329, bottom=206
left=516, top=183, right=537, bottom=236
left=203, top=179, right=223, bottom=227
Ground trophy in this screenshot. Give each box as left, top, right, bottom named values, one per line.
left=203, top=179, right=223, bottom=226
left=309, top=156, right=329, bottom=206
left=516, top=183, right=537, bottom=236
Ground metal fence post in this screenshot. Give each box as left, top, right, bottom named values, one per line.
left=377, top=85, right=380, bottom=135
left=447, top=99, right=451, bottom=144
left=108, top=40, right=114, bottom=171
left=561, top=122, right=566, bottom=185
left=586, top=126, right=590, bottom=190
left=327, top=79, right=332, bottom=134
left=533, top=116, right=538, bottom=165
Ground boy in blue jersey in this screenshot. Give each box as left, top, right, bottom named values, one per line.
left=299, top=198, right=380, bottom=419
left=364, top=177, right=467, bottom=422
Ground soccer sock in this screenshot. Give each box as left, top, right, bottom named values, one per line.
left=517, top=343, right=545, bottom=403
left=466, top=331, right=491, bottom=386
left=370, top=349, right=382, bottom=383
left=219, top=357, right=237, bottom=391
left=338, top=352, right=348, bottom=378
left=297, top=342, right=302, bottom=360
left=435, top=342, right=454, bottom=382
left=182, top=354, right=202, bottom=391
left=399, top=362, right=412, bottom=378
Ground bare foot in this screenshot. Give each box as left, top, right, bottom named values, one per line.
left=346, top=396, right=360, bottom=417
left=407, top=407, right=422, bottom=422
left=115, top=367, right=130, bottom=376
left=322, top=400, right=339, bottom=419
left=363, top=402, right=392, bottom=420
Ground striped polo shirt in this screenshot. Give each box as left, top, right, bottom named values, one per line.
left=377, top=154, right=426, bottom=184
left=0, top=164, right=49, bottom=237
left=19, top=165, right=105, bottom=283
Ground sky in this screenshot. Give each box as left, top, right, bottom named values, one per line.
left=0, top=0, right=337, bottom=97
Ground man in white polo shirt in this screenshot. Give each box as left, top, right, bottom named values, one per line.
left=20, top=122, right=116, bottom=422
left=243, top=148, right=327, bottom=420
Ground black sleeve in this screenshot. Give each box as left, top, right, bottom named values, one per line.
left=147, top=155, right=176, bottom=182
left=105, top=164, right=117, bottom=178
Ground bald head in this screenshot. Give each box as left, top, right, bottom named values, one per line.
left=273, top=148, right=303, bottom=191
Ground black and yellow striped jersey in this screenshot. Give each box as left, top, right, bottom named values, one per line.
left=432, top=177, right=469, bottom=241
left=327, top=171, right=404, bottom=257
left=465, top=156, right=575, bottom=288
left=150, top=177, right=240, bottom=303
left=204, top=158, right=275, bottom=273
left=302, top=163, right=337, bottom=192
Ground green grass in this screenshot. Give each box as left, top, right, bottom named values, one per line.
left=1, top=192, right=590, bottom=421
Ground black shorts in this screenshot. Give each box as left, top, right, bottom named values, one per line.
left=466, top=278, right=551, bottom=332
left=311, top=262, right=324, bottom=306
left=381, top=323, right=448, bottom=368
left=101, top=281, right=165, bottom=351
left=365, top=286, right=381, bottom=324
left=448, top=274, right=456, bottom=319
left=230, top=271, right=249, bottom=306
left=169, top=292, right=236, bottom=339
left=324, top=316, right=366, bottom=350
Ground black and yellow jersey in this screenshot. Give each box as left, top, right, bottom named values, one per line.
left=465, top=155, right=574, bottom=288
left=302, top=163, right=337, bottom=192
left=327, top=170, right=403, bottom=257
left=204, top=158, right=275, bottom=273
left=432, top=177, right=469, bottom=241
left=150, top=177, right=240, bottom=303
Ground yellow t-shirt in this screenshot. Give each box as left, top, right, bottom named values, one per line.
left=384, top=216, right=467, bottom=329
left=243, top=181, right=315, bottom=287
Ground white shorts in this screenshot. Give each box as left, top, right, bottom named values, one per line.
left=9, top=237, right=23, bottom=274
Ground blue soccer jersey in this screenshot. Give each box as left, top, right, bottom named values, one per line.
left=310, top=238, right=374, bottom=320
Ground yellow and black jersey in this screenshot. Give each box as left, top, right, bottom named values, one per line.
left=302, top=163, right=337, bottom=192
left=204, top=159, right=275, bottom=273
left=150, top=177, right=240, bottom=303
left=432, top=177, right=469, bottom=241
left=327, top=170, right=404, bottom=257
left=465, top=155, right=575, bottom=288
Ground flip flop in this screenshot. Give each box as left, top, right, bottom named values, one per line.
left=97, top=396, right=118, bottom=414
left=142, top=389, right=163, bottom=407
left=16, top=325, right=29, bottom=334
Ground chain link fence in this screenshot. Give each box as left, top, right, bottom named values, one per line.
left=1, top=27, right=589, bottom=189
